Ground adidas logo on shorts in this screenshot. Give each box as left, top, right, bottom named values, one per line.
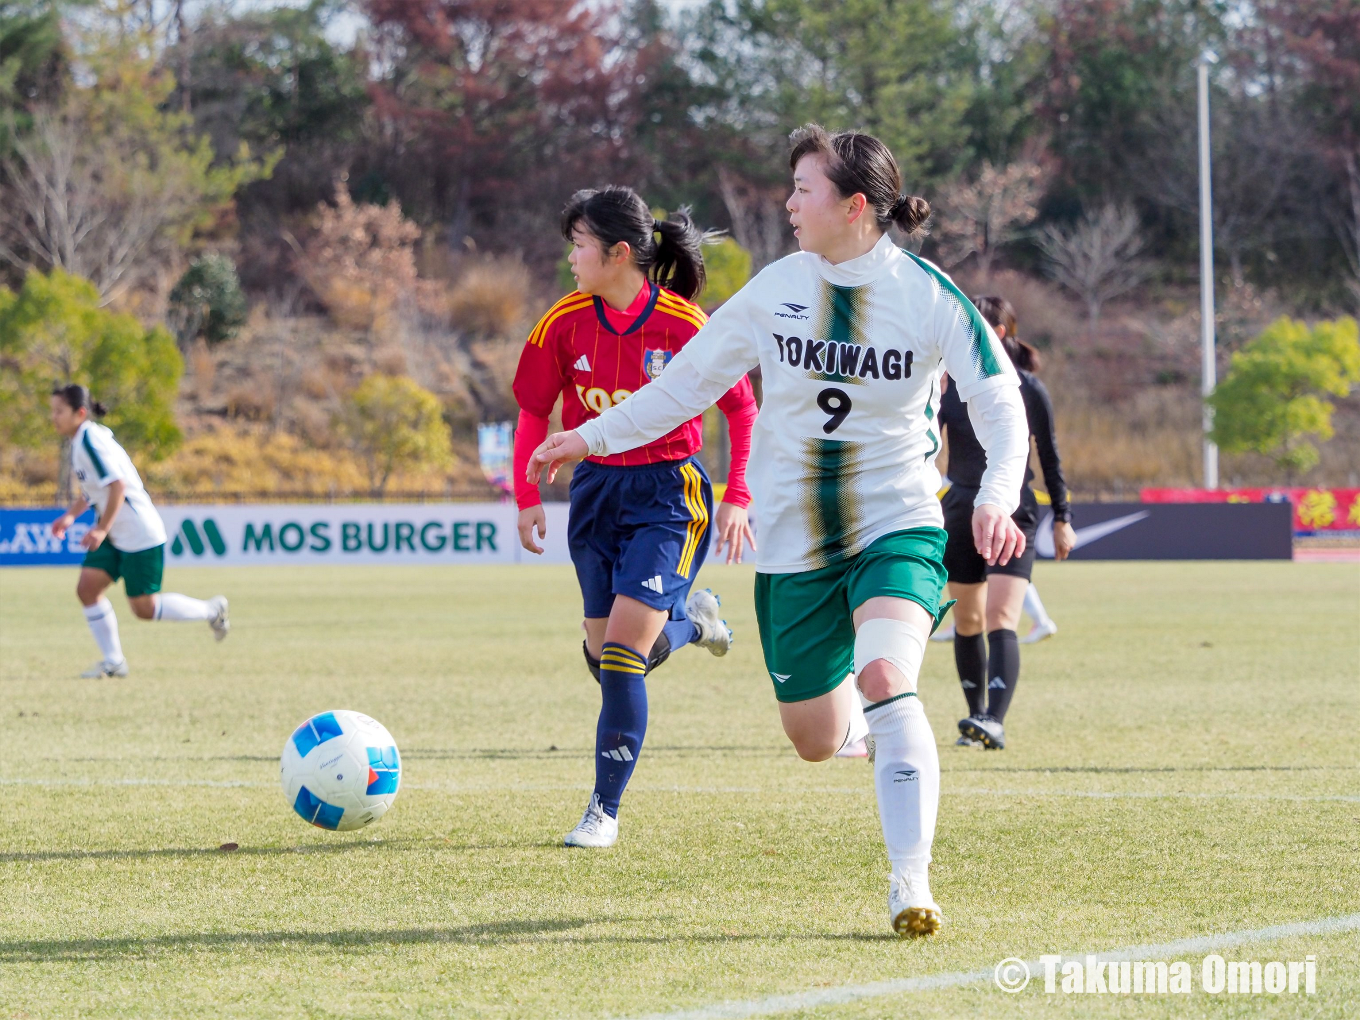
left=641, top=575, right=664, bottom=594
left=601, top=746, right=634, bottom=761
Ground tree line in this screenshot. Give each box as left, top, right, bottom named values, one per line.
left=0, top=0, right=1357, bottom=494
left=0, top=0, right=1354, bottom=305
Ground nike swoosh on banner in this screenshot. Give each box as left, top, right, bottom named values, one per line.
left=1035, top=510, right=1151, bottom=558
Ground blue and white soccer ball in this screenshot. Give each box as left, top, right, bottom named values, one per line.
left=280, top=710, right=401, bottom=831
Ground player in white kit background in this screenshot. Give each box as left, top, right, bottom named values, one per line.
left=530, top=124, right=1031, bottom=936
left=48, top=384, right=230, bottom=678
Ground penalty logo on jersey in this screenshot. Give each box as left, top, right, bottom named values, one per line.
left=643, top=349, right=673, bottom=380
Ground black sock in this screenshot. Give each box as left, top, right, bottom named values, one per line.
left=986, top=629, right=1020, bottom=723
left=954, top=632, right=987, bottom=717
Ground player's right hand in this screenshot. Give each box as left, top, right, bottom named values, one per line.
left=972, top=503, right=1025, bottom=566
left=51, top=512, right=74, bottom=539
left=527, top=430, right=588, bottom=485
left=518, top=505, right=547, bottom=555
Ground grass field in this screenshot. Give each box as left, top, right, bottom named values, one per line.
left=1, top=559, right=1357, bottom=1019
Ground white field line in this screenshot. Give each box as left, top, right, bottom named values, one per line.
left=627, top=912, right=1360, bottom=1020
left=1, top=778, right=1357, bottom=802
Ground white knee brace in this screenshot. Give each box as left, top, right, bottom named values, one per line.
left=854, top=618, right=926, bottom=695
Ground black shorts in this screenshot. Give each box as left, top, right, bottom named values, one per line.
left=942, top=485, right=1039, bottom=585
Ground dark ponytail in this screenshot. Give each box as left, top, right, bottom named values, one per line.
left=561, top=186, right=710, bottom=301
left=52, top=383, right=107, bottom=417
left=971, top=295, right=1041, bottom=372
left=789, top=123, right=931, bottom=237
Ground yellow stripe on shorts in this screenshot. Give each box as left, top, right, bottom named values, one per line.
left=677, top=463, right=709, bottom=579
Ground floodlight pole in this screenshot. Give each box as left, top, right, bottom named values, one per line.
left=1197, top=50, right=1219, bottom=490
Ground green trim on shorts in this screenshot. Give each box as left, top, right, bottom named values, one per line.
left=82, top=542, right=164, bottom=597
left=753, top=527, right=949, bottom=704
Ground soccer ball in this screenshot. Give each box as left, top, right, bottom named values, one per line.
left=280, top=710, right=401, bottom=831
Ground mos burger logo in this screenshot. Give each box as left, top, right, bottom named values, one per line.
left=170, top=518, right=227, bottom=557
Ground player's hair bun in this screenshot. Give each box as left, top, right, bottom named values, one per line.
left=890, top=194, right=931, bottom=236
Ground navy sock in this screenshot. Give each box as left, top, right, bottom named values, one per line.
left=954, top=632, right=987, bottom=717
left=594, top=642, right=649, bottom=818
left=662, top=615, right=697, bottom=651
left=986, top=628, right=1020, bottom=723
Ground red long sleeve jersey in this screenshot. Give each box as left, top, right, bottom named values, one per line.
left=513, top=283, right=740, bottom=467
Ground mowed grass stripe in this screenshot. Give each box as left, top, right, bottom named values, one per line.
left=4, top=777, right=1359, bottom=804
left=0, top=562, right=1356, bottom=1018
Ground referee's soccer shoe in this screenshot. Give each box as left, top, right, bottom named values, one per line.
left=686, top=588, right=732, bottom=656
left=958, top=714, right=1005, bottom=750
left=888, top=870, right=942, bottom=936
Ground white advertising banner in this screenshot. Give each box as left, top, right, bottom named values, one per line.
left=154, top=503, right=574, bottom=566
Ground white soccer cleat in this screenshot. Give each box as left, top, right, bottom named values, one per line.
left=208, top=596, right=230, bottom=642
left=686, top=588, right=732, bottom=657
left=929, top=621, right=955, bottom=643
left=888, top=869, right=941, bottom=936
left=564, top=793, right=618, bottom=848
left=1020, top=618, right=1057, bottom=645
left=82, top=659, right=129, bottom=678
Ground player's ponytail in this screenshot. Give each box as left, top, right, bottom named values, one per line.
left=789, top=123, right=930, bottom=239
left=972, top=295, right=1041, bottom=372
left=561, top=186, right=710, bottom=302
left=51, top=383, right=107, bottom=417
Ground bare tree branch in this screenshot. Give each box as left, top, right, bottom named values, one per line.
left=1037, top=203, right=1148, bottom=338
left=717, top=167, right=791, bottom=272
left=934, top=160, right=1043, bottom=275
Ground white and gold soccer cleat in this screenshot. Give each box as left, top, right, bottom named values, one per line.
left=888, top=869, right=941, bottom=937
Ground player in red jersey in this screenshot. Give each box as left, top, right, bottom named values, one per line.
left=513, top=185, right=757, bottom=847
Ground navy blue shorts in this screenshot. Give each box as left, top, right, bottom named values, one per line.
left=567, top=456, right=714, bottom=620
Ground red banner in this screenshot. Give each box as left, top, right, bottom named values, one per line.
left=1140, top=487, right=1360, bottom=534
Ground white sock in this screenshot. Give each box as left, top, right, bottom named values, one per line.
left=839, top=675, right=870, bottom=751
left=154, top=593, right=216, bottom=621
left=83, top=598, right=124, bottom=664
left=1023, top=583, right=1052, bottom=628
left=866, top=694, right=940, bottom=891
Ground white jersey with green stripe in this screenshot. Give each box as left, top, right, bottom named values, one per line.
left=575, top=233, right=1029, bottom=574
left=71, top=420, right=167, bottom=552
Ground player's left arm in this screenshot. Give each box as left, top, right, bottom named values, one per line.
left=712, top=376, right=758, bottom=563
left=83, top=479, right=125, bottom=550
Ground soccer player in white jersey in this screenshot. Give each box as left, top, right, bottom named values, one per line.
left=530, top=125, right=1030, bottom=936
left=48, top=385, right=229, bottom=677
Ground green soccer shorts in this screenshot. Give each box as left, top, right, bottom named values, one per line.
left=82, top=541, right=165, bottom=598
left=753, top=528, right=950, bottom=703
